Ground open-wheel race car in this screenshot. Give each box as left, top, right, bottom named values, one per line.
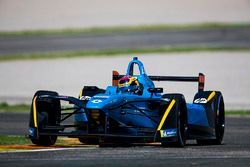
left=28, top=57, right=225, bottom=147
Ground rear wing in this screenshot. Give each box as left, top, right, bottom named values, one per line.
left=112, top=70, right=205, bottom=92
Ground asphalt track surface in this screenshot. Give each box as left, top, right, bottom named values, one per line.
left=1, top=27, right=250, bottom=55
left=0, top=113, right=250, bottom=167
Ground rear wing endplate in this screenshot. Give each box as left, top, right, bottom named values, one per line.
left=112, top=70, right=205, bottom=92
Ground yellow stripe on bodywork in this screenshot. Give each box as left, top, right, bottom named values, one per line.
left=157, top=99, right=176, bottom=131
left=33, top=96, right=38, bottom=128
left=79, top=89, right=83, bottom=98
left=207, top=91, right=216, bottom=102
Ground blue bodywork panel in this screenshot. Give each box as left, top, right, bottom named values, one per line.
left=187, top=103, right=209, bottom=127
left=74, top=108, right=87, bottom=122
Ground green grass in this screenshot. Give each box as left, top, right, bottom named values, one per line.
left=0, top=135, right=77, bottom=146
left=1, top=22, right=250, bottom=37
left=0, top=102, right=30, bottom=112
left=1, top=46, right=250, bottom=62
left=0, top=135, right=81, bottom=147
left=226, top=110, right=250, bottom=116
left=0, top=135, right=31, bottom=145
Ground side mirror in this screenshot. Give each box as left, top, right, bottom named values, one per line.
left=148, top=88, right=163, bottom=94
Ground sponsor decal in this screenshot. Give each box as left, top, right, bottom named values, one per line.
left=194, top=98, right=207, bottom=104
left=160, top=129, right=177, bottom=138
left=91, top=99, right=103, bottom=103
left=80, top=96, right=91, bottom=101
left=163, top=98, right=171, bottom=102
left=29, top=128, right=35, bottom=136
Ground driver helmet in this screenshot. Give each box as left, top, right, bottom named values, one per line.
left=118, top=76, right=140, bottom=93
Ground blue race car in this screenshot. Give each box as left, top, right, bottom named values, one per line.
left=28, top=57, right=225, bottom=147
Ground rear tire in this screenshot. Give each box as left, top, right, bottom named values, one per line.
left=197, top=92, right=225, bottom=145
left=30, top=90, right=61, bottom=146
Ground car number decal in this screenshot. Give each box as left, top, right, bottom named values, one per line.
left=91, top=99, right=103, bottom=103
left=194, top=98, right=207, bottom=103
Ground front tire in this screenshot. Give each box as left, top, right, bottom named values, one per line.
left=30, top=90, right=61, bottom=146
left=31, top=135, right=57, bottom=146
left=161, top=94, right=187, bottom=147
left=79, top=138, right=99, bottom=145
